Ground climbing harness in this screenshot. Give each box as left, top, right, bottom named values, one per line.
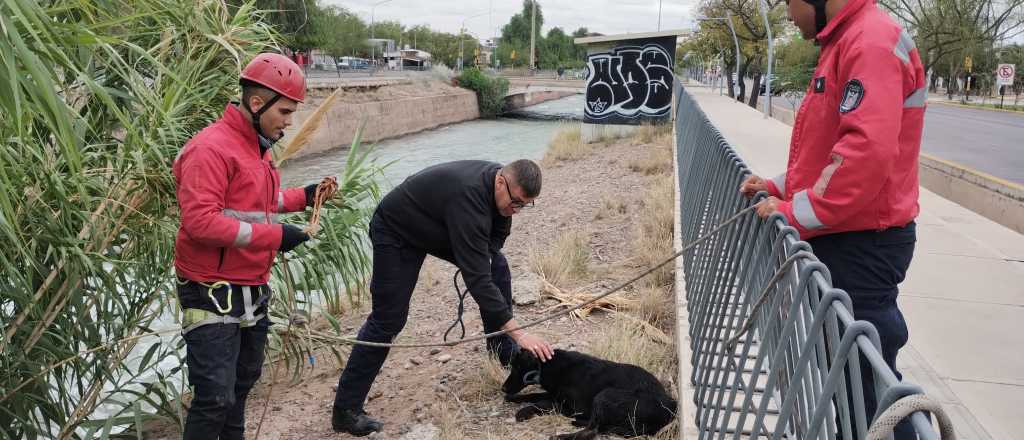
left=177, top=278, right=268, bottom=335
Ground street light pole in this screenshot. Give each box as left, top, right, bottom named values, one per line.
left=757, top=0, right=774, bottom=118
left=370, top=0, right=393, bottom=67
left=658, top=0, right=663, bottom=31
left=529, top=0, right=536, bottom=72
left=460, top=11, right=488, bottom=70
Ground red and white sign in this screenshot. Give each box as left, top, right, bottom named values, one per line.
left=996, top=64, right=1015, bottom=86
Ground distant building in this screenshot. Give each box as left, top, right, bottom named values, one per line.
left=478, top=38, right=499, bottom=67
left=368, top=38, right=396, bottom=66
left=385, top=46, right=432, bottom=69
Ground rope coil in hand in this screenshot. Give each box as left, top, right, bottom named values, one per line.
left=304, top=177, right=338, bottom=236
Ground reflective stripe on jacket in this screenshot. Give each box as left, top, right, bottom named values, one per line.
left=173, top=104, right=307, bottom=284
left=766, top=0, right=925, bottom=239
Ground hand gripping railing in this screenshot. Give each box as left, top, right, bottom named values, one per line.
left=672, top=80, right=944, bottom=440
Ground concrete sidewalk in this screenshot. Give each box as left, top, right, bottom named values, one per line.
left=685, top=84, right=1024, bottom=440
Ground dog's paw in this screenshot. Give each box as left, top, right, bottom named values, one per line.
left=515, top=406, right=539, bottom=422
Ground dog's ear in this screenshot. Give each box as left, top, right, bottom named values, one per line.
left=517, top=348, right=540, bottom=368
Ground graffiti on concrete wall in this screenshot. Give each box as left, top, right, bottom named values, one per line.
left=583, top=36, right=676, bottom=124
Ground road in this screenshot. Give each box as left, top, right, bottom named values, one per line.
left=922, top=104, right=1024, bottom=184
left=769, top=94, right=1024, bottom=184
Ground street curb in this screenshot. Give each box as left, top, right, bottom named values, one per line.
left=928, top=100, right=1024, bottom=115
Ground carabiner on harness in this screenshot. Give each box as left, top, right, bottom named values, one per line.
left=205, top=280, right=233, bottom=314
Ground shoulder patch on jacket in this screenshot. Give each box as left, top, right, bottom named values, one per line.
left=839, top=79, right=865, bottom=113
left=814, top=77, right=826, bottom=93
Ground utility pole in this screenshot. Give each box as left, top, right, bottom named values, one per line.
left=460, top=11, right=488, bottom=70
left=370, top=0, right=393, bottom=67
left=658, top=0, right=663, bottom=31
left=757, top=0, right=773, bottom=118
left=530, top=0, right=536, bottom=72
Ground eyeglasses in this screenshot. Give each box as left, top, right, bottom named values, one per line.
left=501, top=172, right=534, bottom=209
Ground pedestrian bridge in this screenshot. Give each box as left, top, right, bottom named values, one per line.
left=504, top=78, right=585, bottom=111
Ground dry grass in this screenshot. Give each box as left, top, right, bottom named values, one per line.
left=588, top=314, right=676, bottom=386
left=529, top=228, right=590, bottom=287
left=542, top=124, right=589, bottom=166
left=434, top=400, right=463, bottom=440
left=635, top=175, right=676, bottom=289
left=632, top=121, right=673, bottom=145
left=540, top=279, right=637, bottom=320
left=637, top=286, right=673, bottom=328
left=628, top=144, right=674, bottom=176
left=604, top=196, right=629, bottom=214
left=458, top=353, right=508, bottom=402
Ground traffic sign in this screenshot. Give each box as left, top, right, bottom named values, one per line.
left=996, top=64, right=1015, bottom=86
left=965, top=56, right=973, bottom=73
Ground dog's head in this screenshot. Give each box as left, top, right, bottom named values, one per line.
left=501, top=349, right=543, bottom=395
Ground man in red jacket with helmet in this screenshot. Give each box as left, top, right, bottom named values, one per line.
left=740, top=0, right=925, bottom=437
left=173, top=52, right=324, bottom=439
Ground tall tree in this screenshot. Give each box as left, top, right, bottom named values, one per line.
left=694, top=0, right=787, bottom=107
left=496, top=0, right=545, bottom=68
left=878, top=0, right=1024, bottom=94
left=320, top=5, right=370, bottom=58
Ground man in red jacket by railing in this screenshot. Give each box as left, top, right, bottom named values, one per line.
left=173, top=52, right=326, bottom=440
left=740, top=0, right=926, bottom=438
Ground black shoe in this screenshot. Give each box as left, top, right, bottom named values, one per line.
left=332, top=408, right=383, bottom=436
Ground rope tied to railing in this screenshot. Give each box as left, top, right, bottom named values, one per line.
left=1, top=205, right=759, bottom=405
left=866, top=394, right=956, bottom=440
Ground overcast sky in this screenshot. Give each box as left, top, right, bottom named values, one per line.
left=323, top=0, right=703, bottom=40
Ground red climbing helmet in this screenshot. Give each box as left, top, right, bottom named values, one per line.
left=240, top=53, right=306, bottom=103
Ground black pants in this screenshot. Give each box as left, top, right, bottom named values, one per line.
left=809, top=222, right=916, bottom=440
left=333, top=217, right=517, bottom=412
left=178, top=282, right=271, bottom=440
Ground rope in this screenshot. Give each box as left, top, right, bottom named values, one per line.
left=304, top=177, right=338, bottom=236
left=305, top=205, right=758, bottom=349
left=443, top=269, right=470, bottom=342
left=254, top=318, right=291, bottom=439
left=865, top=394, right=955, bottom=440
left=0, top=205, right=756, bottom=404
left=723, top=253, right=802, bottom=352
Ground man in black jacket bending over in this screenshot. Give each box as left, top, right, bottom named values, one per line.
left=332, top=159, right=554, bottom=436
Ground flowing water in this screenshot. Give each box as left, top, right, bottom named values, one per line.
left=280, top=96, right=583, bottom=188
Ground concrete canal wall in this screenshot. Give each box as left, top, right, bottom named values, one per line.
left=284, top=80, right=480, bottom=160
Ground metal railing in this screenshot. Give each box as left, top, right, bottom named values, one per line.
left=673, top=80, right=941, bottom=440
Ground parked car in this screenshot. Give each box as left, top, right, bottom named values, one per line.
left=759, top=75, right=783, bottom=96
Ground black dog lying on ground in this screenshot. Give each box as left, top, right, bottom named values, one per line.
left=502, top=349, right=677, bottom=439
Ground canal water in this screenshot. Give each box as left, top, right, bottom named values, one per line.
left=281, top=95, right=583, bottom=188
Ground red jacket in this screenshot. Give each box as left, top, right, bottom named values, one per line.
left=766, top=0, right=926, bottom=239
left=173, top=104, right=307, bottom=285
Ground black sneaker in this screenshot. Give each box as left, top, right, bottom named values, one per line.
left=332, top=408, right=383, bottom=436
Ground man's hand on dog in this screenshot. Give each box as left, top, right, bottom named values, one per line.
left=502, top=319, right=553, bottom=362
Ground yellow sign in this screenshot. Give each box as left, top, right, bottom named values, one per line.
left=474, top=48, right=480, bottom=56
left=965, top=56, right=973, bottom=73
left=511, top=50, right=517, bottom=60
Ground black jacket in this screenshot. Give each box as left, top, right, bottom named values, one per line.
left=376, top=160, right=513, bottom=325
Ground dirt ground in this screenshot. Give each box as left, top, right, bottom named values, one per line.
left=150, top=127, right=678, bottom=440
left=306, top=80, right=466, bottom=105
